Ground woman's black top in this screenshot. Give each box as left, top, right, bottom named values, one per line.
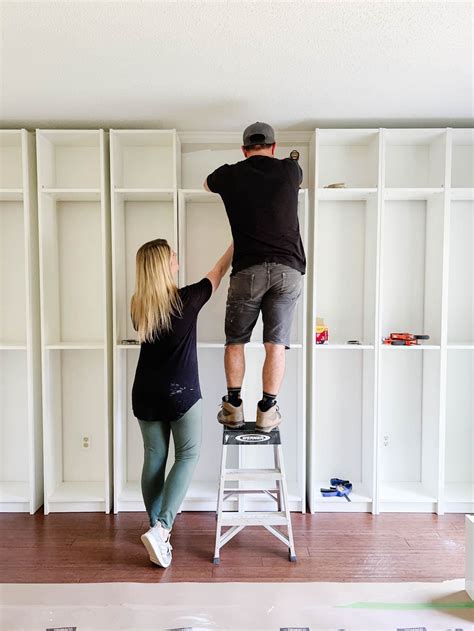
left=132, top=278, right=212, bottom=422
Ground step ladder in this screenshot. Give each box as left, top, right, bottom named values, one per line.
left=213, top=421, right=296, bottom=564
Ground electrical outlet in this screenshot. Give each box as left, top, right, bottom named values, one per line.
left=81, top=435, right=91, bottom=450
left=383, top=434, right=389, bottom=447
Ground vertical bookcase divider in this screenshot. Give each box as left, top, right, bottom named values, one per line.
left=298, top=189, right=309, bottom=512
left=370, top=129, right=385, bottom=515
left=0, top=130, right=43, bottom=513
left=307, top=128, right=320, bottom=513
left=305, top=131, right=317, bottom=512
left=175, top=132, right=182, bottom=190
left=433, top=128, right=450, bottom=515
left=24, top=131, right=44, bottom=513
left=101, top=133, right=113, bottom=512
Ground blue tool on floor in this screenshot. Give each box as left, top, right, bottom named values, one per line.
left=320, top=478, right=352, bottom=502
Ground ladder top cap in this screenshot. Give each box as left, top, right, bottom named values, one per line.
left=223, top=422, right=281, bottom=445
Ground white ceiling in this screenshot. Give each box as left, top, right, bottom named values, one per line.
left=1, top=1, right=472, bottom=131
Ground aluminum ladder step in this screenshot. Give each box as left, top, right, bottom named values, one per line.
left=220, top=511, right=288, bottom=526
left=224, top=468, right=282, bottom=481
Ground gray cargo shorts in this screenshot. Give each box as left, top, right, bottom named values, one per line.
left=225, top=262, right=302, bottom=349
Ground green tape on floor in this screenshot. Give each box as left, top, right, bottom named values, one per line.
left=340, top=601, right=474, bottom=610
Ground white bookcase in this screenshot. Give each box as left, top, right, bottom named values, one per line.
left=0, top=130, right=43, bottom=513
left=36, top=130, right=112, bottom=513
left=442, top=128, right=473, bottom=513
left=179, top=132, right=309, bottom=512
left=309, top=128, right=473, bottom=514
left=110, top=130, right=179, bottom=512
left=378, top=131, right=445, bottom=512
left=309, top=130, right=380, bottom=513
left=3, top=125, right=469, bottom=516
left=112, top=130, right=309, bottom=512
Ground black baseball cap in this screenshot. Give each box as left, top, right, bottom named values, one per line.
left=242, top=122, right=275, bottom=147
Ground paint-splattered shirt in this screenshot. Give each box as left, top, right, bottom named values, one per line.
left=132, top=278, right=213, bottom=422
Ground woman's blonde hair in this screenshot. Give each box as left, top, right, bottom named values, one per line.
left=130, top=239, right=182, bottom=343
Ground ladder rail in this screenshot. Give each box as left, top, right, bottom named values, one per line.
left=277, top=443, right=297, bottom=561
left=213, top=443, right=228, bottom=564
left=274, top=444, right=283, bottom=511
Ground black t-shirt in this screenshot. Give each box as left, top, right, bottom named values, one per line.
left=132, top=278, right=213, bottom=422
left=206, top=155, right=306, bottom=275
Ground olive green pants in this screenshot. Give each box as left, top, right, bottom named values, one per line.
left=138, top=399, right=202, bottom=530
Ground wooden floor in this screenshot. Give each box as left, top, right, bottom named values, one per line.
left=0, top=511, right=465, bottom=583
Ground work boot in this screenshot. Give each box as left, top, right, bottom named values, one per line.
left=217, top=397, right=245, bottom=428
left=256, top=402, right=281, bottom=433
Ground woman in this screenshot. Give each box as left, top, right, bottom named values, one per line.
left=131, top=238, right=233, bottom=568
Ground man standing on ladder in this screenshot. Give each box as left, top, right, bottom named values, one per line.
left=204, top=122, right=306, bottom=433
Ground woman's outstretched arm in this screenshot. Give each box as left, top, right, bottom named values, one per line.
left=206, top=243, right=233, bottom=293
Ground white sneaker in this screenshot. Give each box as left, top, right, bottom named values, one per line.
left=141, top=523, right=173, bottom=568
